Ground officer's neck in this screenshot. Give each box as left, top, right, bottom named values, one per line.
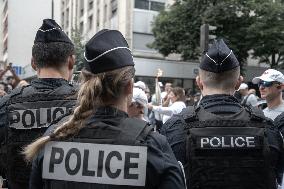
left=108, top=97, right=128, bottom=114
left=37, top=67, right=69, bottom=81
left=201, top=88, right=235, bottom=96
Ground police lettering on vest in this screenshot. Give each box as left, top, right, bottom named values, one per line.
left=43, top=142, right=147, bottom=186
left=9, top=106, right=72, bottom=129
left=199, top=136, right=256, bottom=149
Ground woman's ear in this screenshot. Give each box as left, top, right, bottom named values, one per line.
left=125, top=78, right=134, bottom=95
left=196, top=75, right=203, bottom=91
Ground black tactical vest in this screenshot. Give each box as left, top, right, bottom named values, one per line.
left=6, top=83, right=77, bottom=184
left=182, top=106, right=276, bottom=189
left=41, top=117, right=153, bottom=189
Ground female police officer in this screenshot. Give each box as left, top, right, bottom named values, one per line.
left=24, top=29, right=185, bottom=189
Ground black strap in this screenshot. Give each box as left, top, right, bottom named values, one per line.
left=241, top=93, right=252, bottom=106
left=117, top=118, right=150, bottom=144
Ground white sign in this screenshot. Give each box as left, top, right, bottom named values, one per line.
left=43, top=141, right=147, bottom=186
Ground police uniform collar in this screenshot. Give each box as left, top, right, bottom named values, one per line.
left=83, top=29, right=134, bottom=74
left=199, top=94, right=242, bottom=113
left=200, top=39, right=239, bottom=73
left=94, top=106, right=128, bottom=118
left=31, top=78, right=69, bottom=88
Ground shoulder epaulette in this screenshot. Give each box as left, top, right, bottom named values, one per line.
left=246, top=106, right=268, bottom=122
left=181, top=106, right=198, bottom=123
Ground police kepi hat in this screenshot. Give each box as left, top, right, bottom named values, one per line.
left=200, top=39, right=239, bottom=73
left=34, top=19, right=73, bottom=44
left=84, top=29, right=134, bottom=74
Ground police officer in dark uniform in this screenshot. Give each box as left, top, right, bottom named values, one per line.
left=0, top=19, right=77, bottom=189
left=24, top=29, right=185, bottom=189
left=161, top=39, right=284, bottom=189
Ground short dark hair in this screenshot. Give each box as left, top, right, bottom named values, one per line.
left=32, top=42, right=75, bottom=68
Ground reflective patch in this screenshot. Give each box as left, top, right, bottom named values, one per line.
left=9, top=107, right=70, bottom=129
left=43, top=142, right=147, bottom=186
left=198, top=136, right=260, bottom=149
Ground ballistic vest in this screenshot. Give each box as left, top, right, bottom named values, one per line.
left=41, top=118, right=153, bottom=189
left=6, top=83, right=77, bottom=184
left=182, top=106, right=276, bottom=189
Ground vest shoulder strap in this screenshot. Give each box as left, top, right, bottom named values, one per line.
left=181, top=106, right=198, bottom=122
left=117, top=118, right=152, bottom=145
left=247, top=106, right=269, bottom=123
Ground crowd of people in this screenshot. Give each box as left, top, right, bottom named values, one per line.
left=0, top=18, right=283, bottom=189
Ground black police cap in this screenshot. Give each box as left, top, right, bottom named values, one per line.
left=84, top=29, right=134, bottom=74
left=34, top=19, right=73, bottom=44
left=200, top=39, right=239, bottom=73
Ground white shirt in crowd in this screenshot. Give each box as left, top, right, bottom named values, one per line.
left=152, top=101, right=186, bottom=124
left=242, top=94, right=258, bottom=107
left=263, top=102, right=284, bottom=120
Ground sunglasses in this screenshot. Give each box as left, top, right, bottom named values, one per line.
left=258, top=81, right=280, bottom=88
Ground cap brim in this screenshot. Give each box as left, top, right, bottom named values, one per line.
left=252, top=76, right=274, bottom=84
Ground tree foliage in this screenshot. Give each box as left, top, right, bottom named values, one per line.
left=151, top=0, right=284, bottom=68
left=247, top=0, right=284, bottom=68
left=71, top=28, right=85, bottom=71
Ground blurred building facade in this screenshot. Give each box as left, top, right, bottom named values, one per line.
left=59, top=0, right=199, bottom=90
left=0, top=0, right=61, bottom=77
left=0, top=0, right=274, bottom=90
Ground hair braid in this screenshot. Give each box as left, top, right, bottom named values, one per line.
left=24, top=66, right=134, bottom=162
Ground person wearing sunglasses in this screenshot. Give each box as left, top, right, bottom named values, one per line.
left=252, top=69, right=284, bottom=120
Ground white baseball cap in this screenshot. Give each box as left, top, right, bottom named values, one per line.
left=252, top=69, right=284, bottom=84
left=132, top=88, right=148, bottom=107
left=134, top=81, right=146, bottom=91
left=238, top=83, right=248, bottom=90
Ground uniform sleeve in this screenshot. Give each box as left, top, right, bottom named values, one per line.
left=273, top=115, right=284, bottom=182
left=0, top=95, right=9, bottom=143
left=29, top=152, right=44, bottom=189
left=160, top=115, right=187, bottom=165
left=0, top=96, right=9, bottom=176
left=146, top=132, right=186, bottom=189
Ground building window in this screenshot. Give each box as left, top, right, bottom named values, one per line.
left=150, top=1, right=164, bottom=11
left=66, top=8, right=69, bottom=27
left=80, top=22, right=84, bottom=34
left=88, top=0, right=93, bottom=10
left=134, top=0, right=165, bottom=11
left=88, top=15, right=93, bottom=30
left=135, top=0, right=149, bottom=10
left=80, top=0, right=84, bottom=16
left=61, top=12, right=65, bottom=28
left=111, top=0, right=117, bottom=17
left=96, top=9, right=100, bottom=27
left=103, top=4, right=107, bottom=23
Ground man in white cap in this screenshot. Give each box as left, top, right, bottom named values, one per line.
left=128, top=88, right=149, bottom=121
left=238, top=83, right=258, bottom=107
left=252, top=69, right=284, bottom=120
left=134, top=80, right=146, bottom=91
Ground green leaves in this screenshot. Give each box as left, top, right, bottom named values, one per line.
left=71, top=28, right=85, bottom=71
left=151, top=0, right=284, bottom=69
